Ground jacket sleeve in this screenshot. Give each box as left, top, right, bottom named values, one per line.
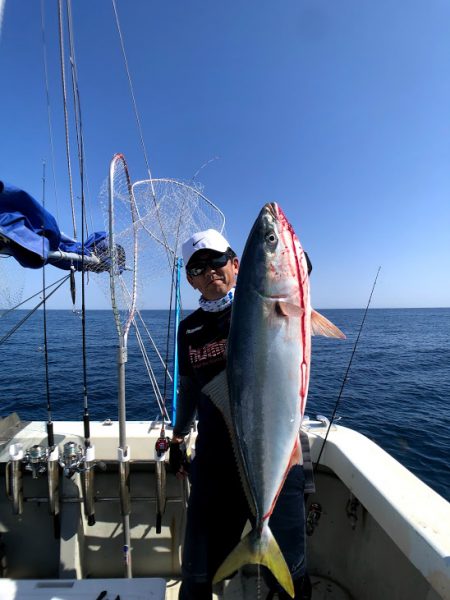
left=173, top=374, right=199, bottom=437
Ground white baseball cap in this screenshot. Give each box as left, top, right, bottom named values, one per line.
left=182, top=229, right=230, bottom=266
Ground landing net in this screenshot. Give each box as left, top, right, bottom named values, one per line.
left=96, top=158, right=225, bottom=421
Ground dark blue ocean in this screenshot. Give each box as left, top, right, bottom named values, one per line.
left=0, top=308, right=449, bottom=501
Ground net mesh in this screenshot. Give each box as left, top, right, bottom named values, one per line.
left=132, top=178, right=226, bottom=275
left=0, top=255, right=25, bottom=313
left=96, top=173, right=226, bottom=309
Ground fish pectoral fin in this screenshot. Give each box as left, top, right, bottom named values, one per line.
left=202, top=371, right=257, bottom=517
left=201, top=370, right=232, bottom=428
left=275, top=300, right=304, bottom=318
left=213, top=526, right=294, bottom=598
left=311, top=309, right=346, bottom=339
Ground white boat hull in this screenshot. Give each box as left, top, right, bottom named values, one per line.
left=0, top=416, right=448, bottom=599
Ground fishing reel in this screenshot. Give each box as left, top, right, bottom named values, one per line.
left=155, top=434, right=170, bottom=459
left=23, top=444, right=50, bottom=479
left=6, top=442, right=60, bottom=521
left=59, top=441, right=91, bottom=477
left=59, top=441, right=97, bottom=526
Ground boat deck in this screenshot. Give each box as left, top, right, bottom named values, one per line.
left=0, top=417, right=448, bottom=599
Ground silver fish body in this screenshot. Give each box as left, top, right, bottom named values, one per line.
left=203, top=202, right=345, bottom=597
left=227, top=202, right=311, bottom=524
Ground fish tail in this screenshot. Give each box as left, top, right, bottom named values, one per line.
left=212, top=525, right=294, bottom=598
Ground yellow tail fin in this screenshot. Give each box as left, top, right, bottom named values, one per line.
left=212, top=525, right=294, bottom=598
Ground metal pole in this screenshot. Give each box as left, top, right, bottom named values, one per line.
left=117, top=339, right=132, bottom=577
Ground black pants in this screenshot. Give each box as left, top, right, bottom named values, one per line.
left=179, top=460, right=307, bottom=600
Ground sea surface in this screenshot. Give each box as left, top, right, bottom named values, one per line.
left=0, top=308, right=449, bottom=501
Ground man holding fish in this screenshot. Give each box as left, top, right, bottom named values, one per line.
left=171, top=203, right=344, bottom=599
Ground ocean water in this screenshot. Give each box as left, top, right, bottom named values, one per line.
left=0, top=308, right=449, bottom=501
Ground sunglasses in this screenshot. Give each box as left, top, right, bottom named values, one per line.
left=186, top=251, right=232, bottom=277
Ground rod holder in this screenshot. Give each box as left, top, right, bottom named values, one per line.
left=6, top=443, right=24, bottom=515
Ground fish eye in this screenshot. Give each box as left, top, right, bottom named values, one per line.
left=265, top=231, right=277, bottom=245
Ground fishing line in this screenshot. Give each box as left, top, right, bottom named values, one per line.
left=57, top=0, right=77, bottom=238
left=111, top=0, right=174, bottom=271
left=0, top=276, right=70, bottom=347
left=40, top=0, right=61, bottom=223
left=313, top=266, right=381, bottom=473
left=111, top=0, right=153, bottom=184
left=133, top=309, right=173, bottom=382
left=66, top=0, right=94, bottom=236
left=191, top=156, right=220, bottom=183
left=116, top=276, right=170, bottom=420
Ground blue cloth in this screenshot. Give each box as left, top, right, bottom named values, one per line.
left=0, top=182, right=108, bottom=270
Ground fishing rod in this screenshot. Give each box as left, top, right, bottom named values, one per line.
left=72, top=19, right=97, bottom=527
left=40, top=162, right=60, bottom=537
left=51, top=0, right=97, bottom=528
left=5, top=166, right=64, bottom=526
left=313, top=267, right=382, bottom=473
left=153, top=254, right=181, bottom=534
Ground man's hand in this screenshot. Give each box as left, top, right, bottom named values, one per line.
left=169, top=437, right=188, bottom=479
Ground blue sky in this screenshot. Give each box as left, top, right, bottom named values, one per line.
left=1, top=0, right=449, bottom=309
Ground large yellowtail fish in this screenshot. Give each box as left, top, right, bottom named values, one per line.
left=203, top=203, right=345, bottom=597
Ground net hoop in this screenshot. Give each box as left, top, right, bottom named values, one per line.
left=108, top=153, right=139, bottom=345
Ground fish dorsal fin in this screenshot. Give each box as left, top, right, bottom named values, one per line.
left=202, top=371, right=256, bottom=516
left=311, top=309, right=346, bottom=339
